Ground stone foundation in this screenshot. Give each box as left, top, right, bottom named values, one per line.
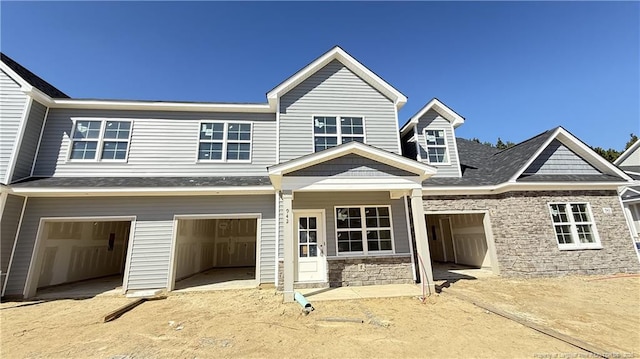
left=277, top=255, right=414, bottom=290
left=423, top=190, right=640, bottom=277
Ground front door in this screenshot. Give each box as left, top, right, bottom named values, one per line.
left=294, top=211, right=327, bottom=282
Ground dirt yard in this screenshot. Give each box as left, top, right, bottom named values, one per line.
left=1, top=275, right=638, bottom=358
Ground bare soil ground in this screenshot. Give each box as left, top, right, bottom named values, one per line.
left=1, top=275, right=638, bottom=358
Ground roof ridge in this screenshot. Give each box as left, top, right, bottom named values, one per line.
left=491, top=127, right=558, bottom=157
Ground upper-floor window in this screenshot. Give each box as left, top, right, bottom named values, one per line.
left=198, top=122, right=252, bottom=161
left=424, top=129, right=449, bottom=164
left=69, top=120, right=132, bottom=161
left=314, top=116, right=364, bottom=152
left=548, top=203, right=601, bottom=250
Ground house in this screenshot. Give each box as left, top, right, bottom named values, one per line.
left=1, top=47, right=638, bottom=302
left=615, top=140, right=640, bottom=258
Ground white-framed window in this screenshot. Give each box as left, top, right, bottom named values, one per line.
left=335, top=206, right=394, bottom=255
left=548, top=203, right=601, bottom=250
left=314, top=116, right=365, bottom=152
left=424, top=129, right=449, bottom=164
left=198, top=122, right=252, bottom=161
left=69, top=119, right=132, bottom=161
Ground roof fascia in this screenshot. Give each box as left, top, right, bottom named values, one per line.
left=9, top=186, right=275, bottom=197
left=266, top=47, right=407, bottom=110
left=614, top=139, right=640, bottom=165
left=400, top=98, right=465, bottom=136
left=268, top=142, right=436, bottom=178
left=1, top=62, right=55, bottom=106
left=508, top=127, right=633, bottom=183
left=424, top=181, right=629, bottom=196
left=50, top=99, right=274, bottom=113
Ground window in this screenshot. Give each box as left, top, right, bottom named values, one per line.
left=548, top=203, right=601, bottom=250
left=336, top=206, right=393, bottom=254
left=424, top=129, right=448, bottom=163
left=198, top=122, right=252, bottom=161
left=314, top=116, right=364, bottom=152
left=69, top=120, right=132, bottom=161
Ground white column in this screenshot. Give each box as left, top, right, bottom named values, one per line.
left=282, top=191, right=294, bottom=302
left=410, top=188, right=435, bottom=294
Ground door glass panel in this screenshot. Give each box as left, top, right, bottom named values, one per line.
left=298, top=216, right=320, bottom=258
left=309, top=245, right=317, bottom=256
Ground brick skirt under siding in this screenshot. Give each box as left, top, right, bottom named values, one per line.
left=277, top=255, right=414, bottom=290
left=423, top=190, right=640, bottom=277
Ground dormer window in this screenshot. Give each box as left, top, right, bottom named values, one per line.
left=424, top=129, right=449, bottom=164
left=313, top=116, right=364, bottom=152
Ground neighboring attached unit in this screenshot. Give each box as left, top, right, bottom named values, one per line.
left=1, top=47, right=638, bottom=301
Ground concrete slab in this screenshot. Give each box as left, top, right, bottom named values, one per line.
left=173, top=267, right=257, bottom=293
left=298, top=283, right=422, bottom=302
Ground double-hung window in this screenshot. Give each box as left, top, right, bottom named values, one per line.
left=424, top=129, right=448, bottom=163
left=198, top=122, right=252, bottom=161
left=69, top=120, right=132, bottom=161
left=313, top=116, right=364, bottom=152
left=336, top=206, right=393, bottom=255
left=548, top=203, right=601, bottom=250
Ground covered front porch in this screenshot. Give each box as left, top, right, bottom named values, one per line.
left=268, top=142, right=438, bottom=302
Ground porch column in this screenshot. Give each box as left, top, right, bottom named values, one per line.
left=282, top=191, right=294, bottom=302
left=410, top=188, right=435, bottom=294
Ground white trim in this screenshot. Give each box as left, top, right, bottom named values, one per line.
left=508, top=127, right=633, bottom=182
left=423, top=127, right=451, bottom=165
left=168, top=213, right=262, bottom=291
left=614, top=139, right=640, bottom=165
left=403, top=196, right=417, bottom=281
left=120, top=217, right=137, bottom=293
left=0, top=62, right=34, bottom=93
left=10, top=186, right=275, bottom=197
left=274, top=192, right=280, bottom=288
left=333, top=205, right=395, bottom=256
left=66, top=118, right=133, bottom=162
left=275, top=97, right=280, bottom=163
left=293, top=209, right=327, bottom=283
left=400, top=98, right=465, bottom=136
left=423, top=181, right=631, bottom=195
left=5, top=97, right=32, bottom=184
left=30, top=106, right=49, bottom=177
left=618, top=197, right=640, bottom=263
left=620, top=186, right=640, bottom=198
left=268, top=141, right=437, bottom=189
left=50, top=98, right=274, bottom=113
left=450, top=123, right=463, bottom=178
left=311, top=115, right=367, bottom=152
left=393, top=107, right=402, bottom=155
left=266, top=46, right=407, bottom=110
left=1, top=195, right=27, bottom=297
left=196, top=120, right=253, bottom=163
left=23, top=215, right=136, bottom=299
left=413, top=125, right=422, bottom=161
left=547, top=202, right=602, bottom=250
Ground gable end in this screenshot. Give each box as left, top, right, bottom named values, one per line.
left=523, top=139, right=601, bottom=175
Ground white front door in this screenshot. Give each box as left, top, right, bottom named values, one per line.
left=294, top=210, right=327, bottom=282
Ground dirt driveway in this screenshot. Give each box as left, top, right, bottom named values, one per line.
left=1, top=275, right=638, bottom=358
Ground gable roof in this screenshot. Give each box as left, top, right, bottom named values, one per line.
left=0, top=53, right=69, bottom=98
left=614, top=138, right=640, bottom=167
left=400, top=98, right=465, bottom=135
left=266, top=46, right=407, bottom=110
left=423, top=126, right=632, bottom=189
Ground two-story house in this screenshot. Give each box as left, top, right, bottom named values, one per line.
left=1, top=47, right=638, bottom=301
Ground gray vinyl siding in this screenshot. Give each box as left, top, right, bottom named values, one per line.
left=1, top=194, right=24, bottom=275
left=415, top=109, right=461, bottom=177
left=618, top=146, right=640, bottom=167
left=33, top=109, right=276, bottom=177
left=287, top=154, right=415, bottom=177
left=0, top=70, right=29, bottom=184
left=278, top=192, right=410, bottom=258
left=401, top=130, right=417, bottom=161
left=12, top=101, right=47, bottom=181
left=5, top=195, right=276, bottom=296
left=524, top=139, right=601, bottom=175
left=279, top=60, right=400, bottom=162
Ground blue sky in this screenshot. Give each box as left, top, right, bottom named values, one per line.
left=1, top=1, right=638, bottom=149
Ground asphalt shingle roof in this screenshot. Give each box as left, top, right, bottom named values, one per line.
left=11, top=177, right=271, bottom=188
left=1, top=53, right=69, bottom=98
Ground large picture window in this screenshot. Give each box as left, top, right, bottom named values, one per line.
left=336, top=206, right=393, bottom=254
left=314, top=116, right=364, bottom=152
left=198, top=122, right=252, bottom=161
left=424, top=129, right=449, bottom=163
left=69, top=120, right=132, bottom=161
left=548, top=203, right=601, bottom=250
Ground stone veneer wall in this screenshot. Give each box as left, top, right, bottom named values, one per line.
left=277, top=255, right=414, bottom=290
left=423, top=190, right=640, bottom=277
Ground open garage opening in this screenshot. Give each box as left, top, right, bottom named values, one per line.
left=172, top=217, right=258, bottom=292
left=34, top=219, right=132, bottom=299
left=425, top=213, right=497, bottom=282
